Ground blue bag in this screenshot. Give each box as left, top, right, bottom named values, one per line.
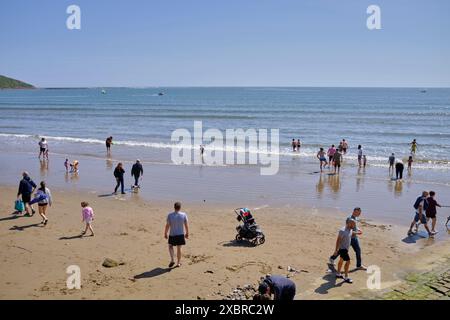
left=15, top=200, right=25, bottom=212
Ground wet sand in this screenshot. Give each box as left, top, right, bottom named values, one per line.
left=1, top=185, right=450, bottom=299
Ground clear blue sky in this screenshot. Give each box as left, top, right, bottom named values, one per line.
left=1, top=0, right=449, bottom=87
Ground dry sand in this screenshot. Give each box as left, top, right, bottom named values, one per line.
left=0, top=186, right=449, bottom=300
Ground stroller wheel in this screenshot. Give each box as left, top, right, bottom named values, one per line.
left=258, top=235, right=265, bottom=245
left=235, top=234, right=243, bottom=241
left=251, top=238, right=258, bottom=246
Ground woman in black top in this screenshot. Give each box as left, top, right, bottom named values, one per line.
left=113, top=163, right=125, bottom=194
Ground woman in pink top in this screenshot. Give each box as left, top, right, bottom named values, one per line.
left=327, top=145, right=336, bottom=168
left=81, top=201, right=95, bottom=236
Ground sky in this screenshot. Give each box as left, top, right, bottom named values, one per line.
left=1, top=0, right=449, bottom=87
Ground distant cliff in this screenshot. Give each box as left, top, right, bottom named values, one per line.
left=0, top=75, right=35, bottom=89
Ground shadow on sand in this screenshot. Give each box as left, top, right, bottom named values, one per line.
left=10, top=223, right=43, bottom=231
left=134, top=267, right=172, bottom=279
left=59, top=234, right=84, bottom=240
left=314, top=273, right=345, bottom=294
left=0, top=213, right=25, bottom=222
left=222, top=240, right=256, bottom=248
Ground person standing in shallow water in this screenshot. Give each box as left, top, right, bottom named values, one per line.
left=291, top=139, right=296, bottom=152
left=113, top=162, right=126, bottom=194
left=395, top=160, right=404, bottom=180
left=410, top=139, right=418, bottom=154
left=316, top=148, right=328, bottom=172
left=106, top=136, right=113, bottom=153
left=131, top=159, right=143, bottom=187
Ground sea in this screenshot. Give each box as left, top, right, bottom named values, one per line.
left=0, top=87, right=449, bottom=225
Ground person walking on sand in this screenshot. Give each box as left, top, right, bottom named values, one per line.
left=80, top=201, right=94, bottom=236
left=357, top=145, right=363, bottom=167
left=317, top=148, right=328, bottom=172
left=410, top=139, right=418, bottom=154
left=329, top=208, right=366, bottom=271
left=332, top=149, right=343, bottom=174
left=164, top=202, right=189, bottom=268
left=113, top=162, right=126, bottom=194
left=131, top=159, right=143, bottom=188
left=388, top=153, right=395, bottom=175
left=38, top=138, right=49, bottom=160
left=30, top=181, right=52, bottom=225
left=327, top=145, right=336, bottom=168
left=331, top=218, right=357, bottom=283
left=106, top=136, right=113, bottom=153
left=395, top=160, right=404, bottom=180
left=426, top=191, right=441, bottom=235
left=17, top=172, right=37, bottom=216
left=254, top=275, right=296, bottom=300
left=408, top=191, right=432, bottom=237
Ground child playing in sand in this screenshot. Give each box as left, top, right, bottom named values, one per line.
left=81, top=201, right=94, bottom=236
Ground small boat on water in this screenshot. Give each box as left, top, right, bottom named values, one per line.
left=420, top=89, right=427, bottom=93
left=158, top=92, right=164, bottom=96
left=101, top=89, right=107, bottom=94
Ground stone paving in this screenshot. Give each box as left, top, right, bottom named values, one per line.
left=379, top=258, right=450, bottom=300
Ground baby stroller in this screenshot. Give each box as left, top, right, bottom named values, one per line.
left=234, top=208, right=265, bottom=246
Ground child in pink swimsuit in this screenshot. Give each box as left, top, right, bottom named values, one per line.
left=81, top=201, right=95, bottom=236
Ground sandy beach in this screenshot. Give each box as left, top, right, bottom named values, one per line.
left=1, top=184, right=449, bottom=300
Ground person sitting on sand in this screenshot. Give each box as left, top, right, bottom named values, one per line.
left=81, top=201, right=94, bottom=237
left=164, top=202, right=189, bottom=268
left=254, top=275, right=296, bottom=300
left=331, top=218, right=358, bottom=283
left=316, top=148, right=328, bottom=172
left=408, top=191, right=432, bottom=237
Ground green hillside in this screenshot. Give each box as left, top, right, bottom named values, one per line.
left=0, top=75, right=35, bottom=89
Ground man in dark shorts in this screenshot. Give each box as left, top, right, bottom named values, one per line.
left=331, top=218, right=357, bottom=283
left=426, top=191, right=441, bottom=235
left=164, top=202, right=189, bottom=268
left=254, top=275, right=296, bottom=300
left=333, top=149, right=342, bottom=174
left=17, top=171, right=37, bottom=216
